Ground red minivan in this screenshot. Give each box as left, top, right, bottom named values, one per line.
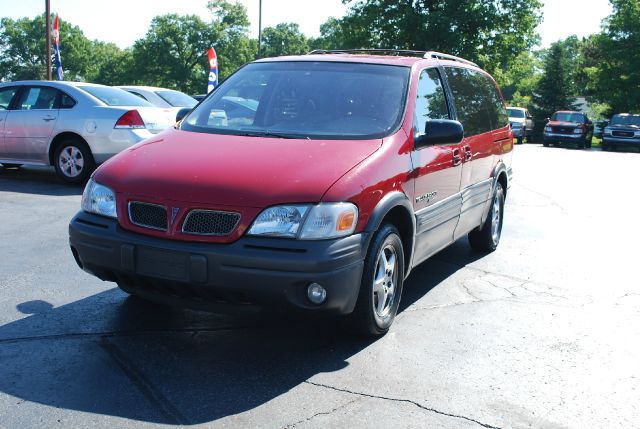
left=69, top=50, right=513, bottom=336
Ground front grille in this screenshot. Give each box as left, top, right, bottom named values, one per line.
left=552, top=127, right=574, bottom=134
left=129, top=202, right=167, bottom=231
left=613, top=130, right=634, bottom=138
left=182, top=210, right=240, bottom=236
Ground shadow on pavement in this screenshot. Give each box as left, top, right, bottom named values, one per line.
left=0, top=240, right=484, bottom=425
left=0, top=165, right=83, bottom=196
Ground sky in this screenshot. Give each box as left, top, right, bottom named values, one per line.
left=0, top=0, right=612, bottom=49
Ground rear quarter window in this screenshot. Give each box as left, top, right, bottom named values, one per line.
left=444, top=67, right=508, bottom=136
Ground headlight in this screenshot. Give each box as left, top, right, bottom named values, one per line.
left=247, top=202, right=358, bottom=240
left=573, top=128, right=583, bottom=134
left=604, top=127, right=612, bottom=136
left=544, top=126, right=552, bottom=133
left=246, top=205, right=308, bottom=238
left=81, top=178, right=117, bottom=218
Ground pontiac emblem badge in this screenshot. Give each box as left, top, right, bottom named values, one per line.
left=170, top=207, right=180, bottom=226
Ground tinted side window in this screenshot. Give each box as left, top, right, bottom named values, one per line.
left=413, top=68, right=450, bottom=137
left=0, top=87, right=18, bottom=110
left=445, top=67, right=506, bottom=136
left=486, top=78, right=508, bottom=129
left=16, top=86, right=58, bottom=110
left=60, top=92, right=76, bottom=109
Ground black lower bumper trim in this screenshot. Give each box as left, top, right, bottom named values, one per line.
left=69, top=212, right=369, bottom=314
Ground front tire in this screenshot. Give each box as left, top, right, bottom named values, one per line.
left=53, top=138, right=95, bottom=184
left=349, top=223, right=405, bottom=336
left=469, top=181, right=505, bottom=253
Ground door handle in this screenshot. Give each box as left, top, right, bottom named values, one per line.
left=43, top=115, right=56, bottom=121
left=452, top=148, right=462, bottom=166
left=464, top=145, right=472, bottom=162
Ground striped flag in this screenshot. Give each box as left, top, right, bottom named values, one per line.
left=207, top=48, right=218, bottom=93
left=53, top=15, right=63, bottom=81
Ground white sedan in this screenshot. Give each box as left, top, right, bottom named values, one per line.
left=0, top=81, right=177, bottom=183
left=117, top=86, right=197, bottom=113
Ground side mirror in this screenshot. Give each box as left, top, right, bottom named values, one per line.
left=176, top=107, right=191, bottom=122
left=414, top=120, right=464, bottom=148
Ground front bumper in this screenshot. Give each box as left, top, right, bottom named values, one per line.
left=69, top=212, right=368, bottom=314
left=603, top=136, right=640, bottom=146
left=543, top=132, right=584, bottom=144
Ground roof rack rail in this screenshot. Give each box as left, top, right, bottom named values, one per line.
left=423, top=51, right=478, bottom=67
left=308, top=49, right=428, bottom=57
left=307, top=49, right=479, bottom=67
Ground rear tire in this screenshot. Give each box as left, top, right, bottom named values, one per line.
left=348, top=223, right=404, bottom=337
left=53, top=138, right=95, bottom=184
left=469, top=181, right=505, bottom=253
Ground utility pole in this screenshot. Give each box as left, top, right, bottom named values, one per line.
left=45, top=0, right=51, bottom=80
left=257, top=0, right=262, bottom=59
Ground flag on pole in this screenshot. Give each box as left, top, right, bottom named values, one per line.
left=207, top=48, right=218, bottom=93
left=53, top=15, right=63, bottom=81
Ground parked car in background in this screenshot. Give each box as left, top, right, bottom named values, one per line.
left=69, top=50, right=513, bottom=336
left=192, top=94, right=207, bottom=102
left=593, top=120, right=609, bottom=138
left=543, top=110, right=593, bottom=149
left=118, top=86, right=197, bottom=113
left=0, top=81, right=177, bottom=183
left=602, top=114, right=640, bottom=151
left=507, top=106, right=534, bottom=144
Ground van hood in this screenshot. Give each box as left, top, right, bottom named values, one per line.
left=95, top=128, right=382, bottom=208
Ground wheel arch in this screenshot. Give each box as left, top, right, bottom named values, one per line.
left=48, top=132, right=93, bottom=166
left=364, top=191, right=416, bottom=278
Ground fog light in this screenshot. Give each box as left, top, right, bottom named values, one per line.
left=307, top=283, right=327, bottom=305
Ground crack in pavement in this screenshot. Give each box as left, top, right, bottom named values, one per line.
left=0, top=325, right=251, bottom=345
left=99, top=336, right=188, bottom=425
left=282, top=398, right=361, bottom=428
left=304, top=381, right=501, bottom=429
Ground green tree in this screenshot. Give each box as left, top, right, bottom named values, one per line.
left=494, top=50, right=541, bottom=109
left=587, top=0, right=640, bottom=113
left=131, top=14, right=217, bottom=93
left=0, top=14, right=95, bottom=81
left=532, top=42, right=577, bottom=133
left=130, top=1, right=256, bottom=93
left=314, top=0, right=542, bottom=76
left=261, top=23, right=309, bottom=57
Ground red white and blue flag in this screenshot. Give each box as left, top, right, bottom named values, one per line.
left=207, top=47, right=218, bottom=93
left=53, top=15, right=63, bottom=81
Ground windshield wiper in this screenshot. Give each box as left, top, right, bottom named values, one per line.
left=235, top=130, right=309, bottom=139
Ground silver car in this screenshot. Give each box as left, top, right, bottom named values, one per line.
left=0, top=81, right=177, bottom=183
left=117, top=86, right=197, bottom=114
left=507, top=106, right=534, bottom=144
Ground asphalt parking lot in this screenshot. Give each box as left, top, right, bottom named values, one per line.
left=1, top=144, right=639, bottom=428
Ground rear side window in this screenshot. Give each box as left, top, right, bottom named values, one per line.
left=60, top=92, right=76, bottom=109
left=79, top=86, right=153, bottom=107
left=413, top=68, right=450, bottom=137
left=0, top=87, right=18, bottom=110
left=445, top=67, right=508, bottom=136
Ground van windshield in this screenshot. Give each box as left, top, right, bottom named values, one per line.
left=180, top=61, right=411, bottom=140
